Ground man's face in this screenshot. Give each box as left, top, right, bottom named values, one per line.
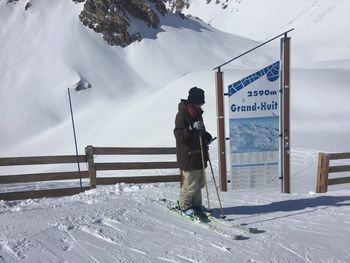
left=193, top=103, right=204, bottom=109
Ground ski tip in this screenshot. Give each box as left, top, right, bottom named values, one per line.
left=219, top=215, right=226, bottom=220
left=233, top=234, right=249, bottom=240
left=249, top=227, right=258, bottom=233
left=249, top=228, right=264, bottom=234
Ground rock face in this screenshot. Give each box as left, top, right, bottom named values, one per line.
left=25, top=2, right=32, bottom=11
left=163, top=0, right=189, bottom=13
left=77, top=0, right=169, bottom=47
left=74, top=77, right=92, bottom=91
left=6, top=0, right=190, bottom=47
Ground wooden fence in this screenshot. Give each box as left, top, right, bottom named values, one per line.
left=85, top=146, right=181, bottom=188
left=0, top=146, right=181, bottom=201
left=316, top=152, right=350, bottom=193
left=0, top=155, right=90, bottom=201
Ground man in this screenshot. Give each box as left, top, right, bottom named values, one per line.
left=174, top=87, right=212, bottom=216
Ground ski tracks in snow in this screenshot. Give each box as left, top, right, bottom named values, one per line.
left=1, top=182, right=349, bottom=262
left=49, top=198, right=252, bottom=263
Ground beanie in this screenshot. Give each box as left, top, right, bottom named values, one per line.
left=187, top=87, right=205, bottom=104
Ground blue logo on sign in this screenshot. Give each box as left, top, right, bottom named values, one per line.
left=228, top=61, right=280, bottom=96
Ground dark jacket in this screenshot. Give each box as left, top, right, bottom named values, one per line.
left=174, top=99, right=212, bottom=170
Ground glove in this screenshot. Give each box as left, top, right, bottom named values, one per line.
left=193, top=121, right=205, bottom=132
left=203, top=132, right=213, bottom=146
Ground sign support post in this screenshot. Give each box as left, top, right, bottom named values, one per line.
left=281, top=36, right=291, bottom=194
left=215, top=68, right=228, bottom=191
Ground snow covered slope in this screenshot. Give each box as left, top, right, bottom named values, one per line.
left=1, top=164, right=350, bottom=262
left=0, top=0, right=273, bottom=155
left=185, top=0, right=350, bottom=68
left=1, top=0, right=349, bottom=156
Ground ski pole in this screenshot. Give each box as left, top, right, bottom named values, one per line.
left=68, top=88, right=83, bottom=192
left=207, top=151, right=225, bottom=219
left=199, top=133, right=211, bottom=211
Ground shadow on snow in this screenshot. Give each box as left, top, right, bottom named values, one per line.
left=211, top=195, right=350, bottom=220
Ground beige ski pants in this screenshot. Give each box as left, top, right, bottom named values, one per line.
left=178, top=169, right=205, bottom=210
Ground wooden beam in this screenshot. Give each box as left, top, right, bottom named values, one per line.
left=96, top=175, right=182, bottom=185
left=328, top=177, right=350, bottom=185
left=316, top=153, right=330, bottom=193
left=281, top=36, right=291, bottom=194
left=215, top=70, right=227, bottom=192
left=0, top=187, right=90, bottom=201
left=328, top=165, right=350, bottom=173
left=94, top=162, right=179, bottom=171
left=0, top=171, right=89, bottom=184
left=327, top=152, right=350, bottom=160
left=86, top=146, right=97, bottom=189
left=0, top=155, right=87, bottom=166
left=92, top=147, right=177, bottom=155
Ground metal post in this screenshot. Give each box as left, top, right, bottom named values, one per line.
left=281, top=37, right=291, bottom=194
left=215, top=69, right=227, bottom=191
left=279, top=61, right=284, bottom=194
left=199, top=135, right=211, bottom=210
left=68, top=88, right=83, bottom=192
left=207, top=152, right=225, bottom=218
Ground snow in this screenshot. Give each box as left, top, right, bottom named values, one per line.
left=0, top=0, right=350, bottom=262
left=1, top=170, right=350, bottom=262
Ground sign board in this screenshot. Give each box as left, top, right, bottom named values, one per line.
left=228, top=61, right=280, bottom=189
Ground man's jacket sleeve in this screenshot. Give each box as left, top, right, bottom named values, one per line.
left=174, top=113, right=192, bottom=144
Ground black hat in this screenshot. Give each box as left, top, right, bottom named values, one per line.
left=187, top=87, right=205, bottom=104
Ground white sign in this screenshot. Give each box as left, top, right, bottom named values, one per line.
left=228, top=61, right=280, bottom=189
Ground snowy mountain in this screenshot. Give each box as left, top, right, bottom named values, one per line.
left=185, top=0, right=350, bottom=68
left=1, top=0, right=349, bottom=156
left=0, top=1, right=350, bottom=262
left=0, top=0, right=272, bottom=155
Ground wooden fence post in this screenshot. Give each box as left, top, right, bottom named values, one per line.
left=86, top=145, right=96, bottom=189
left=316, top=153, right=329, bottom=193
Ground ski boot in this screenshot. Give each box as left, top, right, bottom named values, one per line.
left=193, top=205, right=211, bottom=221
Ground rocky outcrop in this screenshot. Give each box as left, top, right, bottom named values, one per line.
left=74, top=77, right=92, bottom=91
left=77, top=0, right=168, bottom=47
left=163, top=0, right=189, bottom=13
left=25, top=2, right=32, bottom=11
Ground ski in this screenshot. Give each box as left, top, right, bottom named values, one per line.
left=207, top=216, right=262, bottom=234
left=158, top=199, right=248, bottom=240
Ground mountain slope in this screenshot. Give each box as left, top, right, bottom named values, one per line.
left=0, top=0, right=349, bottom=155
left=0, top=0, right=272, bottom=153
left=184, top=0, right=350, bottom=67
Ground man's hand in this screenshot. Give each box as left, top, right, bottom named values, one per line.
left=193, top=121, right=205, bottom=131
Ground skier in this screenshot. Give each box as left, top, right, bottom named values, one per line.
left=174, top=87, right=212, bottom=217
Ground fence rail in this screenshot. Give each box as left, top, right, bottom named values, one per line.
left=85, top=145, right=181, bottom=189
left=0, top=146, right=181, bottom=201
left=97, top=175, right=181, bottom=185
left=0, top=155, right=88, bottom=201
left=92, top=147, right=177, bottom=155
left=0, top=171, right=89, bottom=184
left=0, top=155, right=86, bottom=166
left=94, top=162, right=179, bottom=171
left=0, top=187, right=91, bottom=200
left=316, top=152, right=350, bottom=193
left=327, top=152, right=350, bottom=160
